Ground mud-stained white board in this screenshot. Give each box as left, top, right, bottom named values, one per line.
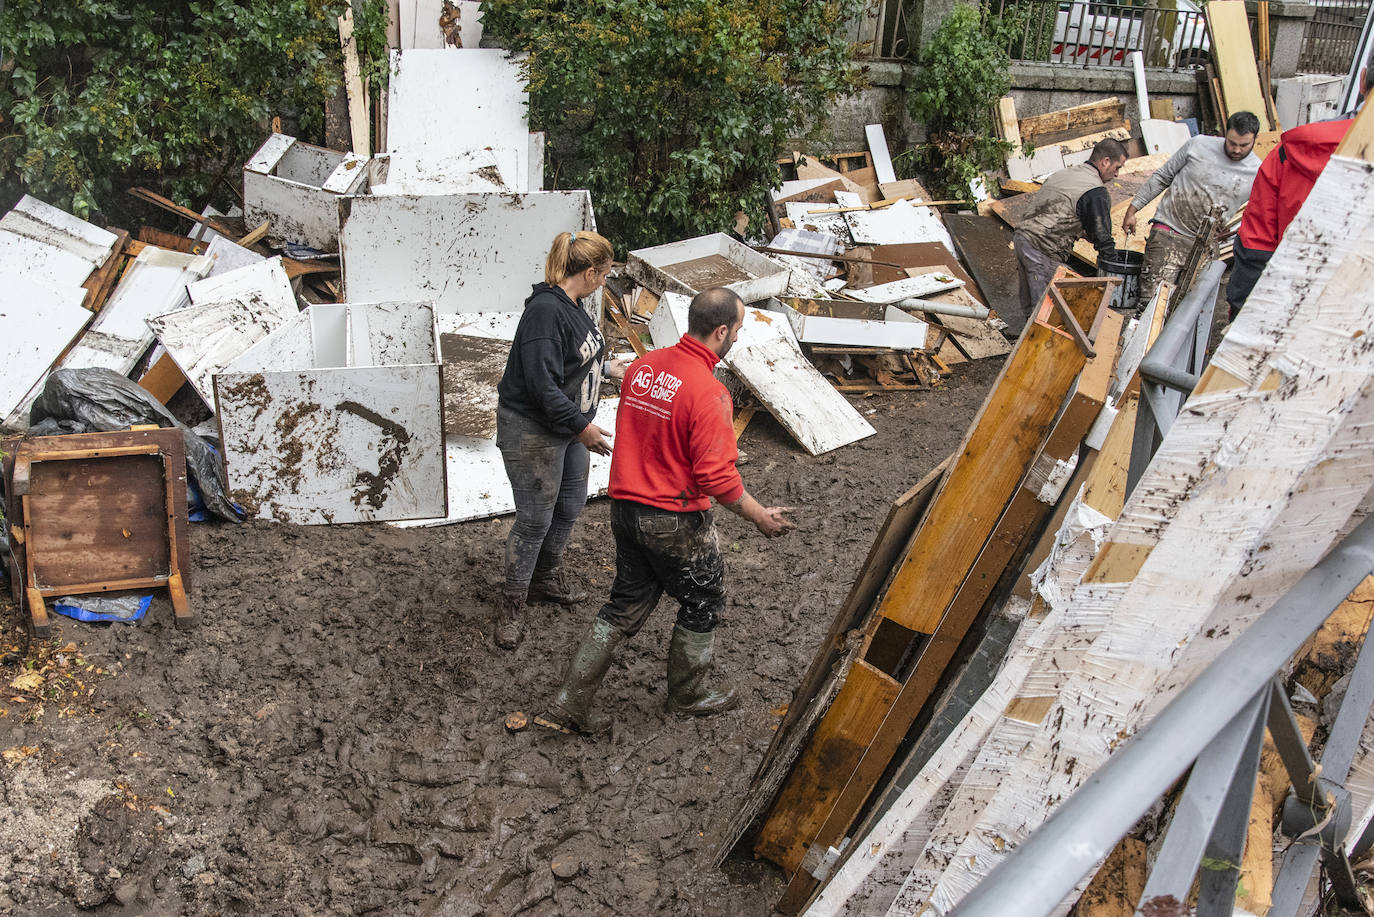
left=215, top=364, right=446, bottom=525
left=394, top=396, right=620, bottom=527
left=728, top=308, right=875, bottom=455
left=0, top=277, right=90, bottom=428
left=386, top=48, right=525, bottom=189
left=437, top=310, right=522, bottom=342
left=846, top=199, right=956, bottom=254
left=147, top=295, right=300, bottom=412
left=339, top=191, right=595, bottom=313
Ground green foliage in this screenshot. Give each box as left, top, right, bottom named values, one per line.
left=482, top=0, right=869, bottom=250
left=907, top=3, right=1014, bottom=199
left=0, top=0, right=391, bottom=221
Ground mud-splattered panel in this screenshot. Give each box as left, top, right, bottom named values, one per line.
left=727, top=309, right=875, bottom=456
left=439, top=333, right=509, bottom=438
left=215, top=365, right=445, bottom=524
left=339, top=190, right=594, bottom=314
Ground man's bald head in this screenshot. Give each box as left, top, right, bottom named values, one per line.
left=687, top=288, right=745, bottom=338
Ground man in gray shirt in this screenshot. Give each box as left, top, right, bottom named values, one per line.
left=1122, top=111, right=1261, bottom=307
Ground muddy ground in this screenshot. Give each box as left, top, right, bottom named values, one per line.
left=0, top=359, right=1001, bottom=916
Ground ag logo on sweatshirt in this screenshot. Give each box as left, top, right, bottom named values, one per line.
left=629, top=365, right=655, bottom=397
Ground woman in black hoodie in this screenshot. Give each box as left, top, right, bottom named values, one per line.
left=492, top=230, right=622, bottom=649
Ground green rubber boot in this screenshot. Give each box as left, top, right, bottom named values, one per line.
left=665, top=625, right=738, bottom=716
left=543, top=618, right=624, bottom=736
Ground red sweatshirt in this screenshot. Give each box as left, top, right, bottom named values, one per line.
left=1238, top=117, right=1353, bottom=253
left=609, top=334, right=745, bottom=512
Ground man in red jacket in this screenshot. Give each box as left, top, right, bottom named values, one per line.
left=541, top=288, right=793, bottom=736
left=1227, top=58, right=1373, bottom=317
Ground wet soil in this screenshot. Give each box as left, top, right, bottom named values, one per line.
left=0, top=359, right=1001, bottom=916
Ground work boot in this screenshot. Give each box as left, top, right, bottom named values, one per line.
left=527, top=567, right=588, bottom=606
left=493, top=592, right=526, bottom=650
left=665, top=625, right=738, bottom=716
left=542, top=617, right=625, bottom=736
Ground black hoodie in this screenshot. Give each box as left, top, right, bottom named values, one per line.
left=496, top=282, right=605, bottom=436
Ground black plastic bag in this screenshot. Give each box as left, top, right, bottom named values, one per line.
left=28, top=368, right=242, bottom=522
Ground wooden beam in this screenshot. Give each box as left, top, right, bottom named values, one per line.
left=338, top=7, right=372, bottom=156
left=1018, top=98, right=1126, bottom=145
left=1207, top=1, right=1275, bottom=131
left=80, top=228, right=130, bottom=312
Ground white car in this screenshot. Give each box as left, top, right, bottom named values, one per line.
left=1050, top=0, right=1212, bottom=68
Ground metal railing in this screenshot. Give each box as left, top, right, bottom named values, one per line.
left=849, top=0, right=910, bottom=61
left=992, top=0, right=1211, bottom=70
left=1299, top=0, right=1372, bottom=75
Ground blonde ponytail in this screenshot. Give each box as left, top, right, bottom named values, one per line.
left=545, top=230, right=613, bottom=285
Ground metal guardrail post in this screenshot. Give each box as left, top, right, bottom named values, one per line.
left=1126, top=261, right=1225, bottom=495
left=948, top=510, right=1374, bottom=917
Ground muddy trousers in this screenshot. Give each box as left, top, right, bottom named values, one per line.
left=496, top=405, right=590, bottom=596
left=596, top=500, right=726, bottom=637
left=1139, top=224, right=1195, bottom=311
left=1013, top=231, right=1061, bottom=317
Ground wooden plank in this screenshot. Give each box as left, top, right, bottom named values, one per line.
left=136, top=353, right=188, bottom=404
left=753, top=660, right=902, bottom=872
left=776, top=310, right=1122, bottom=912
left=1207, top=0, right=1276, bottom=132
left=713, top=458, right=950, bottom=865
left=80, top=228, right=130, bottom=312
left=1336, top=100, right=1374, bottom=161
left=995, top=96, right=1022, bottom=147
left=338, top=7, right=372, bottom=156
left=1018, top=98, right=1126, bottom=145
left=137, top=226, right=202, bottom=254
left=880, top=285, right=1098, bottom=632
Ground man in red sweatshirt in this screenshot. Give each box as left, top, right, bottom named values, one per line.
left=541, top=287, right=793, bottom=736
left=1226, top=57, right=1373, bottom=318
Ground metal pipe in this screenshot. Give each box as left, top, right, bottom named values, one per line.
left=1137, top=261, right=1224, bottom=394
left=949, top=511, right=1374, bottom=917
left=894, top=298, right=991, bottom=320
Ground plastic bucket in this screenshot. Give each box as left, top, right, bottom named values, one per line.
left=1097, top=250, right=1144, bottom=312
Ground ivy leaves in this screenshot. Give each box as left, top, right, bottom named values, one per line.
left=0, top=0, right=390, bottom=221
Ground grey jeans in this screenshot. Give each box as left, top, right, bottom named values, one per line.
left=1013, top=231, right=1060, bottom=317
left=495, top=404, right=590, bottom=596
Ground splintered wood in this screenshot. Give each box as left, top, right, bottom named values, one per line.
left=808, top=150, right=1374, bottom=917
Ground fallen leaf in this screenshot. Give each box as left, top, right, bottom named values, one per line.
left=59, top=643, right=77, bottom=654
left=121, top=528, right=131, bottom=538
left=2, top=745, right=39, bottom=765
left=10, top=672, right=43, bottom=692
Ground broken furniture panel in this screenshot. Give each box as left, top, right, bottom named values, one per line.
left=845, top=198, right=956, bottom=253
left=5, top=247, right=215, bottom=430
left=769, top=298, right=928, bottom=349
left=367, top=148, right=509, bottom=196
left=782, top=202, right=853, bottom=242
left=215, top=302, right=446, bottom=525
left=943, top=213, right=1025, bottom=335
left=846, top=272, right=965, bottom=305
left=394, top=397, right=621, bottom=528
left=627, top=233, right=792, bottom=304
left=339, top=190, right=596, bottom=313
left=0, top=197, right=122, bottom=428
left=243, top=133, right=367, bottom=252
left=386, top=48, right=529, bottom=191
left=146, top=257, right=299, bottom=412
left=2, top=428, right=192, bottom=635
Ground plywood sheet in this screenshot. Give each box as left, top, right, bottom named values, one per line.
left=1208, top=0, right=1277, bottom=132
left=943, top=213, right=1024, bottom=333
left=215, top=363, right=446, bottom=524
left=339, top=191, right=595, bottom=313
left=727, top=308, right=875, bottom=455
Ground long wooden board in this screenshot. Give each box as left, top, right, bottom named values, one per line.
left=1018, top=98, right=1126, bottom=146
left=715, top=459, right=951, bottom=866
left=1207, top=1, right=1277, bottom=132
left=774, top=306, right=1120, bottom=914
left=754, top=274, right=1107, bottom=894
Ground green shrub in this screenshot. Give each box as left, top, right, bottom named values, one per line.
left=907, top=3, right=1014, bottom=199
left=0, top=0, right=390, bottom=222
left=482, top=0, right=869, bottom=250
